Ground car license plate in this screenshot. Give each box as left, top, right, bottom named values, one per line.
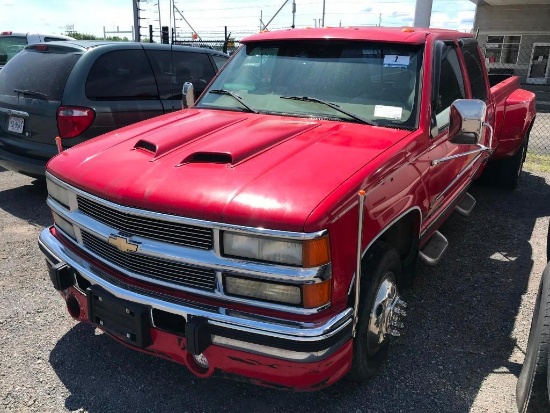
left=8, top=116, right=24, bottom=134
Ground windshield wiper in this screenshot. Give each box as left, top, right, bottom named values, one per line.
left=280, top=95, right=377, bottom=126
left=208, top=89, right=258, bottom=114
left=14, top=88, right=48, bottom=100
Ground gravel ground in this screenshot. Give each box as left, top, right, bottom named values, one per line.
left=1, top=165, right=549, bottom=413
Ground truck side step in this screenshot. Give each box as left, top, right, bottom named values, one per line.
left=419, top=230, right=449, bottom=266
left=455, top=192, right=476, bottom=217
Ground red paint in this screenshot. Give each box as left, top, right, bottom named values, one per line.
left=44, top=27, right=536, bottom=389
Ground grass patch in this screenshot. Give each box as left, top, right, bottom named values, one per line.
left=524, top=153, right=550, bottom=173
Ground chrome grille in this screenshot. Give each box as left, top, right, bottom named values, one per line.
left=77, top=196, right=213, bottom=249
left=81, top=231, right=216, bottom=291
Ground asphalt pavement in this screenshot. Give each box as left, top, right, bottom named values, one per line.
left=1, top=165, right=549, bottom=413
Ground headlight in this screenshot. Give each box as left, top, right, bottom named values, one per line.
left=225, top=276, right=301, bottom=305
left=46, top=177, right=71, bottom=209
left=224, top=276, right=331, bottom=308
left=222, top=232, right=330, bottom=267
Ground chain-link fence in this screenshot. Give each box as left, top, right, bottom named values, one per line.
left=172, top=39, right=241, bottom=55
left=477, top=35, right=549, bottom=155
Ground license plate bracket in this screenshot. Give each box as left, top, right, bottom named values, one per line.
left=7, top=115, right=24, bottom=134
left=87, top=285, right=152, bottom=348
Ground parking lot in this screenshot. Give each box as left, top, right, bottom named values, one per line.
left=0, top=163, right=548, bottom=413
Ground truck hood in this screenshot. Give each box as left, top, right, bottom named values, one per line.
left=48, top=109, right=411, bottom=232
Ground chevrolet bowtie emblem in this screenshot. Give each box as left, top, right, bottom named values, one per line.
left=108, top=235, right=139, bottom=253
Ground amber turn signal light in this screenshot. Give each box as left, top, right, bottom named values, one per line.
left=302, top=279, right=331, bottom=308
left=302, top=235, right=330, bottom=268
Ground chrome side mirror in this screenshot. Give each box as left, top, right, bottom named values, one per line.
left=448, top=99, right=487, bottom=145
left=182, top=82, right=195, bottom=109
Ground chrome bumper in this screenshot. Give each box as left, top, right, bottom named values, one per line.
left=39, top=228, right=353, bottom=362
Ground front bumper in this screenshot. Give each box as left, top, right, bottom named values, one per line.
left=39, top=227, right=354, bottom=389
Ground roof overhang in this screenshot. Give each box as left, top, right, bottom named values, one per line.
left=470, top=0, right=550, bottom=4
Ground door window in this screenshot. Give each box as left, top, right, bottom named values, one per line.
left=85, top=50, right=158, bottom=100
left=435, top=45, right=465, bottom=130
left=461, top=44, right=488, bottom=101
left=146, top=50, right=217, bottom=100
left=211, top=54, right=229, bottom=71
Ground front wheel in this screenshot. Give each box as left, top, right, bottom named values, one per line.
left=348, top=242, right=406, bottom=381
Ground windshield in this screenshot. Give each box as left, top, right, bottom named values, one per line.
left=197, top=40, right=423, bottom=128
left=0, top=36, right=27, bottom=65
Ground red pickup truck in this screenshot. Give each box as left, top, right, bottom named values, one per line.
left=39, top=27, right=536, bottom=390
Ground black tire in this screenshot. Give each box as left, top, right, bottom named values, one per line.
left=348, top=242, right=402, bottom=381
left=498, top=138, right=527, bottom=190
left=516, top=263, right=550, bottom=412
left=479, top=123, right=532, bottom=191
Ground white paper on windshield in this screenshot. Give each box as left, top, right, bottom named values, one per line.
left=383, top=55, right=410, bottom=68
left=374, top=105, right=403, bottom=120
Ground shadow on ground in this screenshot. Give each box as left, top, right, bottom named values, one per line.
left=48, top=170, right=550, bottom=413
left=0, top=167, right=50, bottom=227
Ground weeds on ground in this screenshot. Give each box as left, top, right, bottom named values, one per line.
left=524, top=153, right=550, bottom=173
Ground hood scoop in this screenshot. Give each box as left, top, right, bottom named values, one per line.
left=134, top=140, right=157, bottom=154
left=131, top=113, right=247, bottom=159
left=180, top=152, right=233, bottom=165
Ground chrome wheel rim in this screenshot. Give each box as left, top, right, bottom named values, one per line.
left=366, top=273, right=405, bottom=356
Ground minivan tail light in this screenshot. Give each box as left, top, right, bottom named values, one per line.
left=57, top=106, right=95, bottom=139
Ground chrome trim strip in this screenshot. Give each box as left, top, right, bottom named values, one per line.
left=46, top=172, right=332, bottom=311
left=43, top=221, right=330, bottom=315
left=432, top=152, right=484, bottom=206
left=347, top=207, right=423, bottom=293
left=39, top=228, right=352, bottom=339
left=431, top=145, right=487, bottom=166
left=46, top=172, right=327, bottom=241
left=210, top=334, right=350, bottom=362
left=361, top=206, right=422, bottom=260
left=48, top=197, right=331, bottom=283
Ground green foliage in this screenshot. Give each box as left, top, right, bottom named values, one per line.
left=525, top=153, right=550, bottom=173
left=66, top=32, right=129, bottom=42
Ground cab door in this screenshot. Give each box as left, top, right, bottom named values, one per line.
left=424, top=42, right=485, bottom=219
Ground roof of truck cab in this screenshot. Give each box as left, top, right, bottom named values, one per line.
left=241, top=26, right=474, bottom=44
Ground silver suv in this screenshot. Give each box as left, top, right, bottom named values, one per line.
left=0, top=31, right=74, bottom=69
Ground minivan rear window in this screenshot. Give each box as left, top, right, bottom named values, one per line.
left=0, top=49, right=80, bottom=101
left=85, top=50, right=159, bottom=100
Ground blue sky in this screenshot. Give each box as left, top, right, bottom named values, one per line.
left=1, top=0, right=476, bottom=40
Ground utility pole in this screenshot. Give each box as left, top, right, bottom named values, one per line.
left=321, top=0, right=325, bottom=27
left=292, top=0, right=296, bottom=28
left=132, top=0, right=140, bottom=41
left=413, top=0, right=433, bottom=28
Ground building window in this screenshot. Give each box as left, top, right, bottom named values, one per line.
left=485, top=35, right=521, bottom=64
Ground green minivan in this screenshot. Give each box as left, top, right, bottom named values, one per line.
left=0, top=40, right=228, bottom=176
